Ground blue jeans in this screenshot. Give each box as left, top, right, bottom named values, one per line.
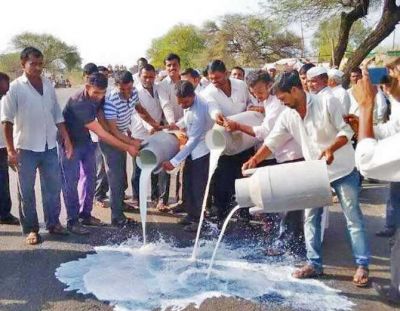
left=304, top=169, right=370, bottom=271
left=385, top=182, right=400, bottom=230
left=59, top=142, right=96, bottom=226
left=17, top=147, right=62, bottom=234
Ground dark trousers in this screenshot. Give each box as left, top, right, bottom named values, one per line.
left=385, top=182, right=400, bottom=230
left=183, top=154, right=210, bottom=220
left=94, top=143, right=109, bottom=201
left=212, top=148, right=254, bottom=220
left=0, top=148, right=12, bottom=219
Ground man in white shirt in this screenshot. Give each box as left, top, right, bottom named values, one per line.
left=132, top=57, right=148, bottom=87
left=230, top=66, right=245, bottom=81
left=348, top=67, right=387, bottom=124
left=162, top=81, right=214, bottom=231
left=201, top=59, right=253, bottom=223
left=181, top=68, right=206, bottom=94
left=0, top=72, right=19, bottom=225
left=243, top=71, right=370, bottom=286
left=351, top=64, right=400, bottom=304
left=328, top=69, right=351, bottom=114
left=223, top=70, right=304, bottom=255
left=1, top=47, right=73, bottom=244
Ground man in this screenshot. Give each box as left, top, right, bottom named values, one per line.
left=348, top=67, right=387, bottom=124
left=201, top=59, right=252, bottom=223
left=223, top=70, right=303, bottom=255
left=352, top=62, right=400, bottom=305
left=0, top=72, right=19, bottom=225
left=328, top=68, right=351, bottom=114
left=162, top=80, right=214, bottom=232
left=131, top=64, right=164, bottom=207
left=133, top=57, right=148, bottom=86
left=230, top=66, right=245, bottom=81
left=243, top=71, right=370, bottom=286
left=101, top=70, right=160, bottom=226
left=263, top=64, right=277, bottom=80
left=60, top=72, right=139, bottom=234
left=181, top=68, right=206, bottom=93
left=298, top=63, right=315, bottom=92
left=158, top=53, right=184, bottom=210
left=1, top=47, right=72, bottom=244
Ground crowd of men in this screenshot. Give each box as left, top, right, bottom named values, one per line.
left=0, top=46, right=399, bottom=304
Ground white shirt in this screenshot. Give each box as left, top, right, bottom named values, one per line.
left=201, top=78, right=251, bottom=120
left=158, top=76, right=183, bottom=124
left=330, top=85, right=351, bottom=114
left=136, top=83, right=163, bottom=131
left=130, top=111, right=149, bottom=140
left=348, top=87, right=387, bottom=123
left=1, top=74, right=64, bottom=152
left=170, top=96, right=214, bottom=167
left=0, top=97, right=5, bottom=148
left=264, top=93, right=355, bottom=182
left=252, top=95, right=302, bottom=163
left=356, top=135, right=400, bottom=182
left=132, top=73, right=141, bottom=87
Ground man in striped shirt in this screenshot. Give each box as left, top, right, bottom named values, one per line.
left=101, top=70, right=161, bottom=227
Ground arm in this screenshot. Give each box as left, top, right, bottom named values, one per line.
left=56, top=123, right=73, bottom=159
left=223, top=119, right=255, bottom=137
left=242, top=145, right=273, bottom=171
left=86, top=121, right=138, bottom=156
left=135, top=103, right=161, bottom=130
left=2, top=122, right=17, bottom=167
left=319, top=136, right=348, bottom=165
left=106, top=119, right=139, bottom=146
left=1, top=86, right=18, bottom=167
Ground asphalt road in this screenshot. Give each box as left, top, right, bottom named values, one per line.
left=0, top=87, right=398, bottom=311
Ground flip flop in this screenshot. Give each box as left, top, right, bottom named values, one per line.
left=353, top=266, right=369, bottom=288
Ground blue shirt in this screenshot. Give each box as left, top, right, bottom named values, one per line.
left=104, top=88, right=139, bottom=132
left=170, top=96, right=214, bottom=167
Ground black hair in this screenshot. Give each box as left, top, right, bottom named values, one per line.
left=115, top=70, right=133, bottom=84
left=175, top=80, right=195, bottom=98
left=246, top=70, right=272, bottom=88
left=208, top=60, right=226, bottom=73
left=83, top=63, right=98, bottom=76
left=231, top=66, right=245, bottom=76
left=137, top=57, right=148, bottom=65
left=164, top=53, right=181, bottom=65
left=140, top=64, right=156, bottom=75
left=20, top=46, right=43, bottom=61
left=97, top=66, right=108, bottom=73
left=181, top=68, right=200, bottom=79
left=350, top=67, right=362, bottom=75
left=87, top=72, right=108, bottom=89
left=272, top=71, right=303, bottom=93
left=299, top=63, right=315, bottom=75
left=380, top=75, right=391, bottom=85
left=0, top=72, right=10, bottom=82
left=202, top=66, right=208, bottom=77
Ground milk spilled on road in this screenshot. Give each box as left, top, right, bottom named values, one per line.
left=191, top=144, right=224, bottom=260
left=139, top=163, right=156, bottom=245
left=56, top=237, right=354, bottom=311
left=207, top=205, right=244, bottom=278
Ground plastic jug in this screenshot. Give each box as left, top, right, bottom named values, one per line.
left=136, top=131, right=180, bottom=173
left=236, top=160, right=332, bottom=212
left=205, top=111, right=264, bottom=156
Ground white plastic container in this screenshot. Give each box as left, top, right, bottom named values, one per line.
left=236, top=160, right=332, bottom=212
left=136, top=131, right=180, bottom=173
left=205, top=111, right=264, bottom=156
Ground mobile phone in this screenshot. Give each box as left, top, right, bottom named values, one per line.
left=367, top=67, right=388, bottom=85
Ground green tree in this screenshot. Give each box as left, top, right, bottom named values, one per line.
left=12, top=32, right=82, bottom=71
left=266, top=0, right=400, bottom=74
left=0, top=52, right=22, bottom=79
left=198, top=14, right=302, bottom=68
left=313, top=17, right=372, bottom=62
left=146, top=24, right=206, bottom=69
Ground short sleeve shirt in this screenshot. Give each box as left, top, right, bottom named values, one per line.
left=63, top=90, right=101, bottom=146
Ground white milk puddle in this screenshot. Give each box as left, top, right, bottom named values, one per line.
left=139, top=164, right=156, bottom=245
left=56, top=237, right=354, bottom=311
left=192, top=146, right=224, bottom=260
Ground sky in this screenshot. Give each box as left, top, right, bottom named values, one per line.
left=1, top=0, right=398, bottom=67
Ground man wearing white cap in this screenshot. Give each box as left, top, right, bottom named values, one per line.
left=328, top=69, right=351, bottom=114
left=264, top=64, right=277, bottom=80
left=307, top=66, right=347, bottom=115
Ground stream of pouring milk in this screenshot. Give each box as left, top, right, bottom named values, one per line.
left=191, top=145, right=224, bottom=260
left=207, top=205, right=243, bottom=278
left=139, top=163, right=156, bottom=245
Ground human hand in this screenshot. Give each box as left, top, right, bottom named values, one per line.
left=247, top=105, right=265, bottom=114
left=343, top=114, right=359, bottom=136
left=242, top=157, right=258, bottom=171
left=319, top=148, right=334, bottom=165
left=215, top=113, right=226, bottom=126
left=162, top=161, right=175, bottom=171
left=352, top=65, right=377, bottom=111
left=223, top=118, right=239, bottom=132
left=63, top=138, right=74, bottom=160
left=127, top=145, right=139, bottom=157
left=7, top=149, right=19, bottom=170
